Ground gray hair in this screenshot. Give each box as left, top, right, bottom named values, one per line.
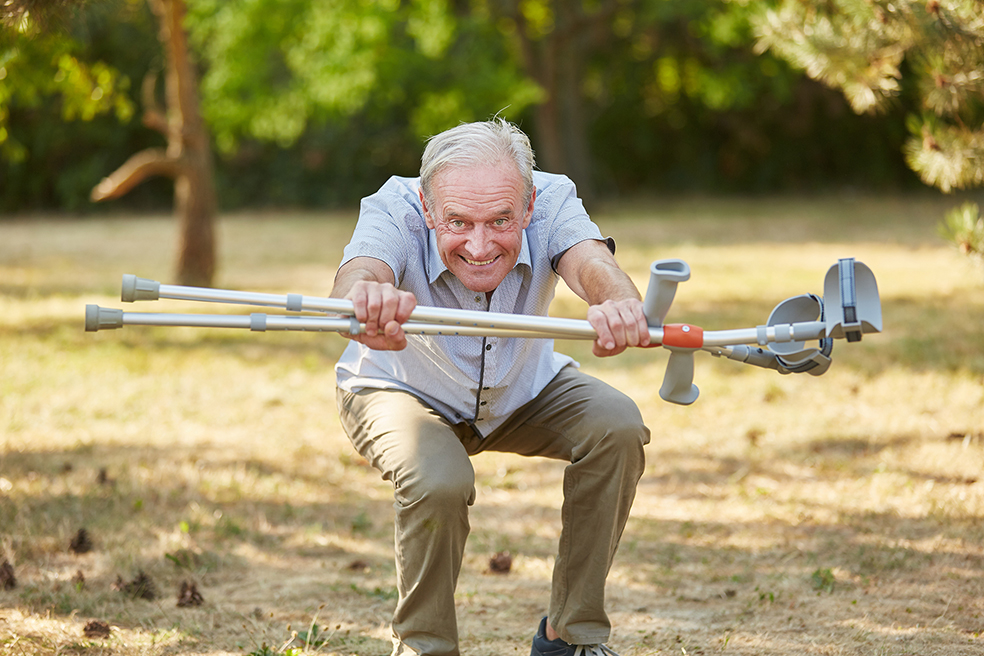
left=420, top=118, right=536, bottom=209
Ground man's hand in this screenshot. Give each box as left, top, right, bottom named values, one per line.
left=557, top=239, right=651, bottom=357
left=587, top=298, right=650, bottom=357
left=346, top=280, right=417, bottom=350
left=331, top=257, right=416, bottom=351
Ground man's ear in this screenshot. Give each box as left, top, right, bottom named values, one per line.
left=521, top=187, right=537, bottom=229
left=420, top=188, right=436, bottom=230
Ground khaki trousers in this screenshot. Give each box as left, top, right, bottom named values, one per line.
left=335, top=366, right=650, bottom=656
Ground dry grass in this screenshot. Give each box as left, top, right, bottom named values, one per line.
left=2, top=192, right=984, bottom=656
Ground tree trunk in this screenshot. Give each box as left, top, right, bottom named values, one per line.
left=91, top=0, right=217, bottom=287
left=155, top=0, right=217, bottom=286
left=510, top=0, right=616, bottom=206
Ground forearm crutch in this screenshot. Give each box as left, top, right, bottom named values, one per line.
left=85, top=258, right=881, bottom=405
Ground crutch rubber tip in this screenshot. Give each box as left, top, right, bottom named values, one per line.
left=85, top=305, right=123, bottom=332
left=121, top=274, right=160, bottom=302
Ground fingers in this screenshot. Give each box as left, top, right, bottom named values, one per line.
left=394, top=289, right=417, bottom=325
left=587, top=299, right=650, bottom=357
left=346, top=281, right=416, bottom=350
left=354, top=324, right=408, bottom=351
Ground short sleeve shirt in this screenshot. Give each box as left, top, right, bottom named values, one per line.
left=334, top=171, right=606, bottom=437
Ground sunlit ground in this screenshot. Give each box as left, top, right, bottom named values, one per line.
left=2, top=192, right=983, bottom=655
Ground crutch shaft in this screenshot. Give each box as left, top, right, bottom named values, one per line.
left=89, top=304, right=832, bottom=355
left=123, top=275, right=606, bottom=336
left=86, top=305, right=618, bottom=340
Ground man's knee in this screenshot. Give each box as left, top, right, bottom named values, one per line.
left=587, top=389, right=648, bottom=440
left=398, top=461, right=476, bottom=510
left=600, top=414, right=650, bottom=462
left=569, top=389, right=650, bottom=464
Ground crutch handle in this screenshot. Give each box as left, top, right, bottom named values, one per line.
left=660, top=348, right=700, bottom=405
left=643, top=259, right=690, bottom=327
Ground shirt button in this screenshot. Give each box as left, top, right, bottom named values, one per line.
left=474, top=295, right=482, bottom=303
left=480, top=401, right=487, bottom=406
left=485, top=344, right=492, bottom=351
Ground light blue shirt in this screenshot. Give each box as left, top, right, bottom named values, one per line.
left=335, top=171, right=607, bottom=437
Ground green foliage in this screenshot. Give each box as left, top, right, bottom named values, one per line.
left=0, top=0, right=925, bottom=212
left=938, top=202, right=984, bottom=263
left=0, top=17, right=134, bottom=162
left=349, top=583, right=398, bottom=600
left=904, top=113, right=984, bottom=193
left=755, top=0, right=911, bottom=114
left=811, top=567, right=836, bottom=594
left=0, top=0, right=165, bottom=211
left=293, top=622, right=329, bottom=648
left=755, top=0, right=984, bottom=195
left=242, top=613, right=335, bottom=655
left=583, top=0, right=915, bottom=193
left=186, top=0, right=539, bottom=153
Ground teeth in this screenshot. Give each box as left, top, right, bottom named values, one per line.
left=464, top=257, right=496, bottom=266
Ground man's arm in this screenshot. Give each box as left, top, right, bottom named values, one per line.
left=331, top=256, right=417, bottom=351
left=556, top=239, right=650, bottom=357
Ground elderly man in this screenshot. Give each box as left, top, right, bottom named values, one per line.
left=331, top=119, right=651, bottom=656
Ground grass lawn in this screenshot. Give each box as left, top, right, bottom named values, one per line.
left=1, top=192, right=983, bottom=655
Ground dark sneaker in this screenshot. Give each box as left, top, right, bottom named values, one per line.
left=530, top=617, right=620, bottom=656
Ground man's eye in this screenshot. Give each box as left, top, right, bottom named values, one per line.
left=450, top=220, right=466, bottom=230
left=494, top=218, right=508, bottom=226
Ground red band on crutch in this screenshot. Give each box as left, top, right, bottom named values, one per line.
left=662, top=323, right=704, bottom=349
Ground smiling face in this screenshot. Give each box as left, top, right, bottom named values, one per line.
left=421, top=160, right=535, bottom=294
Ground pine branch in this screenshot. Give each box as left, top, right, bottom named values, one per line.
left=905, top=123, right=984, bottom=192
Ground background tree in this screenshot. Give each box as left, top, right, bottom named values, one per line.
left=485, top=0, right=615, bottom=200
left=3, top=0, right=218, bottom=287
left=183, top=0, right=541, bottom=179
left=478, top=0, right=917, bottom=202
left=91, top=0, right=217, bottom=286
left=3, top=0, right=923, bottom=219
left=191, top=0, right=914, bottom=205
left=755, top=0, right=984, bottom=262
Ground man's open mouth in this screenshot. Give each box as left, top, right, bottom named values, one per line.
left=462, top=256, right=498, bottom=266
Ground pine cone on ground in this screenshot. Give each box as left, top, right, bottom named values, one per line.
left=488, top=551, right=512, bottom=574
left=176, top=581, right=204, bottom=607
left=0, top=560, right=15, bottom=590
left=113, top=571, right=157, bottom=600
left=83, top=620, right=112, bottom=639
left=69, top=528, right=93, bottom=554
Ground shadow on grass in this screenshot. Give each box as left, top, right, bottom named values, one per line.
left=4, top=434, right=984, bottom=653
left=641, top=431, right=981, bottom=506
left=619, top=511, right=984, bottom=638
left=1, top=442, right=398, bottom=652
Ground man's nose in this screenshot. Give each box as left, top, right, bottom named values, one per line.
left=465, top=224, right=492, bottom=254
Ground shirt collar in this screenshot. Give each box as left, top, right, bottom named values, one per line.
left=426, top=229, right=533, bottom=285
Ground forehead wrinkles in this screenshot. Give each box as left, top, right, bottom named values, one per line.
left=442, top=203, right=515, bottom=220
left=431, top=164, right=524, bottom=221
